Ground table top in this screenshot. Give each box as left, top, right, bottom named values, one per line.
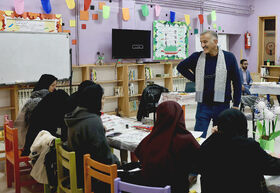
left=101, top=114, right=203, bottom=152
left=250, top=82, right=280, bottom=95
left=159, top=92, right=196, bottom=106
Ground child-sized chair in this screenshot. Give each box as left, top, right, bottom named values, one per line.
left=55, top=138, right=83, bottom=193
left=114, top=177, right=171, bottom=193
left=4, top=118, right=37, bottom=193
left=83, top=154, right=117, bottom=193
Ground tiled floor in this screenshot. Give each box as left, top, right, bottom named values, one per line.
left=0, top=101, right=280, bottom=193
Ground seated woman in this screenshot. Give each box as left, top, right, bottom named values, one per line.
left=199, top=108, right=280, bottom=193
left=67, top=80, right=96, bottom=112
left=14, top=74, right=57, bottom=149
left=65, top=84, right=120, bottom=191
left=22, top=89, right=69, bottom=156
left=134, top=101, right=200, bottom=193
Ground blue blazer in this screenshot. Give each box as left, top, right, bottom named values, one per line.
left=239, top=68, right=252, bottom=95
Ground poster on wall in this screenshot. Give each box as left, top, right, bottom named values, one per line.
left=153, top=20, right=189, bottom=60
left=0, top=10, right=62, bottom=32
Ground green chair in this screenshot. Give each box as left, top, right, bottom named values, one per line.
left=56, top=138, right=83, bottom=193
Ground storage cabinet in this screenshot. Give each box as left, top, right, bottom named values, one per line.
left=260, top=65, right=280, bottom=82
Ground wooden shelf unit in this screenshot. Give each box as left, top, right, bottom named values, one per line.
left=0, top=85, right=18, bottom=121
left=260, top=65, right=280, bottom=82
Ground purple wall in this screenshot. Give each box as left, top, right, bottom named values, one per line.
left=247, top=0, right=280, bottom=72
left=0, top=0, right=251, bottom=66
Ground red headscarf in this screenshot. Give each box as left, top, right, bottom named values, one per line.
left=134, top=101, right=200, bottom=190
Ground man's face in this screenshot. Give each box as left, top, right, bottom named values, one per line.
left=200, top=33, right=218, bottom=54
left=241, top=61, right=248, bottom=70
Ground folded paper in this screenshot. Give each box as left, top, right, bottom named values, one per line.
left=14, top=0, right=24, bottom=15
left=84, top=0, right=91, bottom=11
left=80, top=10, right=89, bottom=20
left=155, top=4, right=161, bottom=17
left=184, top=14, right=190, bottom=25
left=41, top=0, right=52, bottom=14
left=122, top=8, right=130, bottom=21
left=211, top=10, right=216, bottom=21
left=170, top=11, right=175, bottom=23
left=141, top=4, right=149, bottom=17
left=103, top=5, right=110, bottom=19
left=198, top=14, right=204, bottom=24
left=65, top=0, right=75, bottom=9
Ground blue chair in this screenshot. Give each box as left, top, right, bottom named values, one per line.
left=114, top=178, right=171, bottom=193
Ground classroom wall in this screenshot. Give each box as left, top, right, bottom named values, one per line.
left=0, top=0, right=251, bottom=65
left=247, top=0, right=280, bottom=73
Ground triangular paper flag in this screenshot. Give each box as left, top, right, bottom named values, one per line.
left=103, top=6, right=110, bottom=19
left=65, top=0, right=75, bottom=9
left=184, top=14, right=190, bottom=25
left=141, top=4, right=149, bottom=17
left=84, top=0, right=92, bottom=11
left=122, top=8, right=130, bottom=21
left=155, top=4, right=161, bottom=17
left=99, top=2, right=105, bottom=10
left=198, top=14, right=204, bottom=24
left=70, top=20, right=76, bottom=27
left=211, top=10, right=216, bottom=21
left=170, top=11, right=175, bottom=23
left=41, top=0, right=52, bottom=14
left=5, top=11, right=13, bottom=16
left=14, top=0, right=24, bottom=14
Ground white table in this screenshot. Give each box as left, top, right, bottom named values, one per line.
left=250, top=82, right=280, bottom=95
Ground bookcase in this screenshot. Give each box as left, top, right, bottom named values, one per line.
left=73, top=61, right=187, bottom=117
left=260, top=65, right=280, bottom=82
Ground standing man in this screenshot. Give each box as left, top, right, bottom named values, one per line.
left=177, top=31, right=241, bottom=138
left=239, top=59, right=253, bottom=95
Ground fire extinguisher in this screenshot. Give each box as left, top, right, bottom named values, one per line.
left=245, top=32, right=251, bottom=49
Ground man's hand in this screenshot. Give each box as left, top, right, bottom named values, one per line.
left=232, top=106, right=239, bottom=110
left=242, top=85, right=245, bottom=91
left=211, top=126, right=218, bottom=134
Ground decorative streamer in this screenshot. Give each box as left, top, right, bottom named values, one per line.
left=84, top=0, right=92, bottom=11
left=155, top=4, right=161, bottom=17
left=14, top=0, right=24, bottom=14
left=198, top=14, right=204, bottom=24
left=122, top=8, right=130, bottom=21
left=141, top=4, right=149, bottom=17
left=41, top=0, right=51, bottom=14
left=211, top=10, right=216, bottom=21
left=65, top=0, right=75, bottom=9
left=184, top=14, right=190, bottom=25
left=103, top=6, right=110, bottom=19
left=170, top=11, right=175, bottom=23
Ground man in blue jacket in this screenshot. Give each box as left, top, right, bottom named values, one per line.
left=177, top=31, right=241, bottom=138
left=239, top=59, right=253, bottom=95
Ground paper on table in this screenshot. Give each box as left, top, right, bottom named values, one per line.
left=141, top=4, right=149, bottom=17
left=155, top=4, right=161, bottom=17
left=184, top=14, right=190, bottom=25
left=69, top=20, right=76, bottom=27
left=122, top=8, right=130, bottom=21
left=103, top=5, right=110, bottom=19
left=190, top=130, right=203, bottom=139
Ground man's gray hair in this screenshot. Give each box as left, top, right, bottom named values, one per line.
left=200, top=30, right=218, bottom=40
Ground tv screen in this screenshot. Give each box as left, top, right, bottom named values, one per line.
left=112, top=29, right=151, bottom=59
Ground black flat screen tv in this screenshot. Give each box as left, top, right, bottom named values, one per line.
left=112, top=29, right=151, bottom=59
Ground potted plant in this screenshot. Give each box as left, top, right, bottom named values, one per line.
left=255, top=99, right=280, bottom=152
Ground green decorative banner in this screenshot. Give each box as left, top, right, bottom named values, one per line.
left=153, top=20, right=189, bottom=60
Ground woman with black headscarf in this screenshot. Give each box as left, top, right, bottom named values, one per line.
left=199, top=108, right=280, bottom=193
left=21, top=89, right=69, bottom=156
left=134, top=101, right=200, bottom=193
left=65, top=84, right=119, bottom=191
left=15, top=74, right=57, bottom=149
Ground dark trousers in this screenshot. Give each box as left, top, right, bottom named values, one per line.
left=194, top=102, right=230, bottom=138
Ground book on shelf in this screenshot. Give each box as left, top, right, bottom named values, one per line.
left=90, top=69, right=97, bottom=81
left=129, top=69, right=136, bottom=80
left=114, top=86, right=123, bottom=97
left=145, top=67, right=153, bottom=79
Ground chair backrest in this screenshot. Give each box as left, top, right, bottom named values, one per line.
left=4, top=121, right=19, bottom=163
left=114, top=178, right=171, bottom=193
left=55, top=138, right=82, bottom=193
left=185, top=82, right=195, bottom=93
left=83, top=154, right=117, bottom=193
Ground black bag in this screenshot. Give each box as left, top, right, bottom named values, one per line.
left=117, top=162, right=143, bottom=185
left=44, top=139, right=57, bottom=193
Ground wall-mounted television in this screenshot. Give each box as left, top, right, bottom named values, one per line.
left=112, top=29, right=151, bottom=59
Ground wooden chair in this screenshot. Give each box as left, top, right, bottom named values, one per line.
left=83, top=154, right=117, bottom=193
left=55, top=138, right=83, bottom=193
left=0, top=115, right=11, bottom=161
left=4, top=118, right=37, bottom=193
left=114, top=177, right=171, bottom=193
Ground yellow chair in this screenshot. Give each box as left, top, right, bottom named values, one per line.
left=83, top=154, right=117, bottom=193
left=55, top=138, right=83, bottom=193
